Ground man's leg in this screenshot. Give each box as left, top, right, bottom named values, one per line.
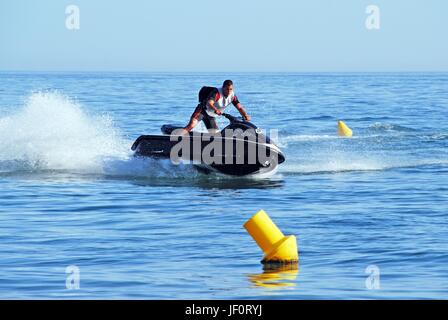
left=181, top=104, right=203, bottom=134
left=202, top=115, right=219, bottom=134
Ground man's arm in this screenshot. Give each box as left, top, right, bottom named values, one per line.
left=233, top=101, right=251, bottom=121
left=207, top=99, right=222, bottom=115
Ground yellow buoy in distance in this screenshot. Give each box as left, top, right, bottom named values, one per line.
left=338, top=120, right=353, bottom=137
left=243, top=210, right=298, bottom=264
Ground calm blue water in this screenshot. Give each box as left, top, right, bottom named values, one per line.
left=0, top=72, right=447, bottom=299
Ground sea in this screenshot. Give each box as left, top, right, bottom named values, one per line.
left=0, top=72, right=447, bottom=299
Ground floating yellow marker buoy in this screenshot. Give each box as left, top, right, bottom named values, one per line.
left=338, top=120, right=353, bottom=137
left=243, top=210, right=298, bottom=264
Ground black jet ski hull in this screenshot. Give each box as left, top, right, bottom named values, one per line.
left=131, top=113, right=285, bottom=177
left=131, top=134, right=285, bottom=176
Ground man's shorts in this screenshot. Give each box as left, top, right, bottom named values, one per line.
left=190, top=104, right=218, bottom=130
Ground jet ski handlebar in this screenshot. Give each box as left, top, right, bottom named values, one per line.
left=222, top=113, right=244, bottom=123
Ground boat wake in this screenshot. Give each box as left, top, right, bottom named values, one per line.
left=0, top=92, right=273, bottom=180
left=279, top=127, right=448, bottom=175
left=1, top=91, right=446, bottom=179
left=0, top=91, right=127, bottom=172
left=0, top=92, right=201, bottom=179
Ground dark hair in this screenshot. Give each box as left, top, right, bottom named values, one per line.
left=223, top=79, right=233, bottom=87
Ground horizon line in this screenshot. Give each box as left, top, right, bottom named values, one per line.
left=1, top=70, right=448, bottom=74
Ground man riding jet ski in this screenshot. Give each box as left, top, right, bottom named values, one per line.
left=180, top=79, right=251, bottom=134
left=131, top=81, right=285, bottom=177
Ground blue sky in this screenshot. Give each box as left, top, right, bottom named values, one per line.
left=0, top=0, right=447, bottom=72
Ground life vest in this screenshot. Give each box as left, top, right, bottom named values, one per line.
left=203, top=87, right=238, bottom=118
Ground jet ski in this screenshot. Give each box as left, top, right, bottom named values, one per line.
left=131, top=113, right=285, bottom=176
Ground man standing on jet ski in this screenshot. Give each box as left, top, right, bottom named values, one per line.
left=182, top=80, right=251, bottom=134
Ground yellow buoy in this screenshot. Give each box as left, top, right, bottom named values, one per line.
left=243, top=210, right=298, bottom=264
left=338, top=120, right=353, bottom=137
